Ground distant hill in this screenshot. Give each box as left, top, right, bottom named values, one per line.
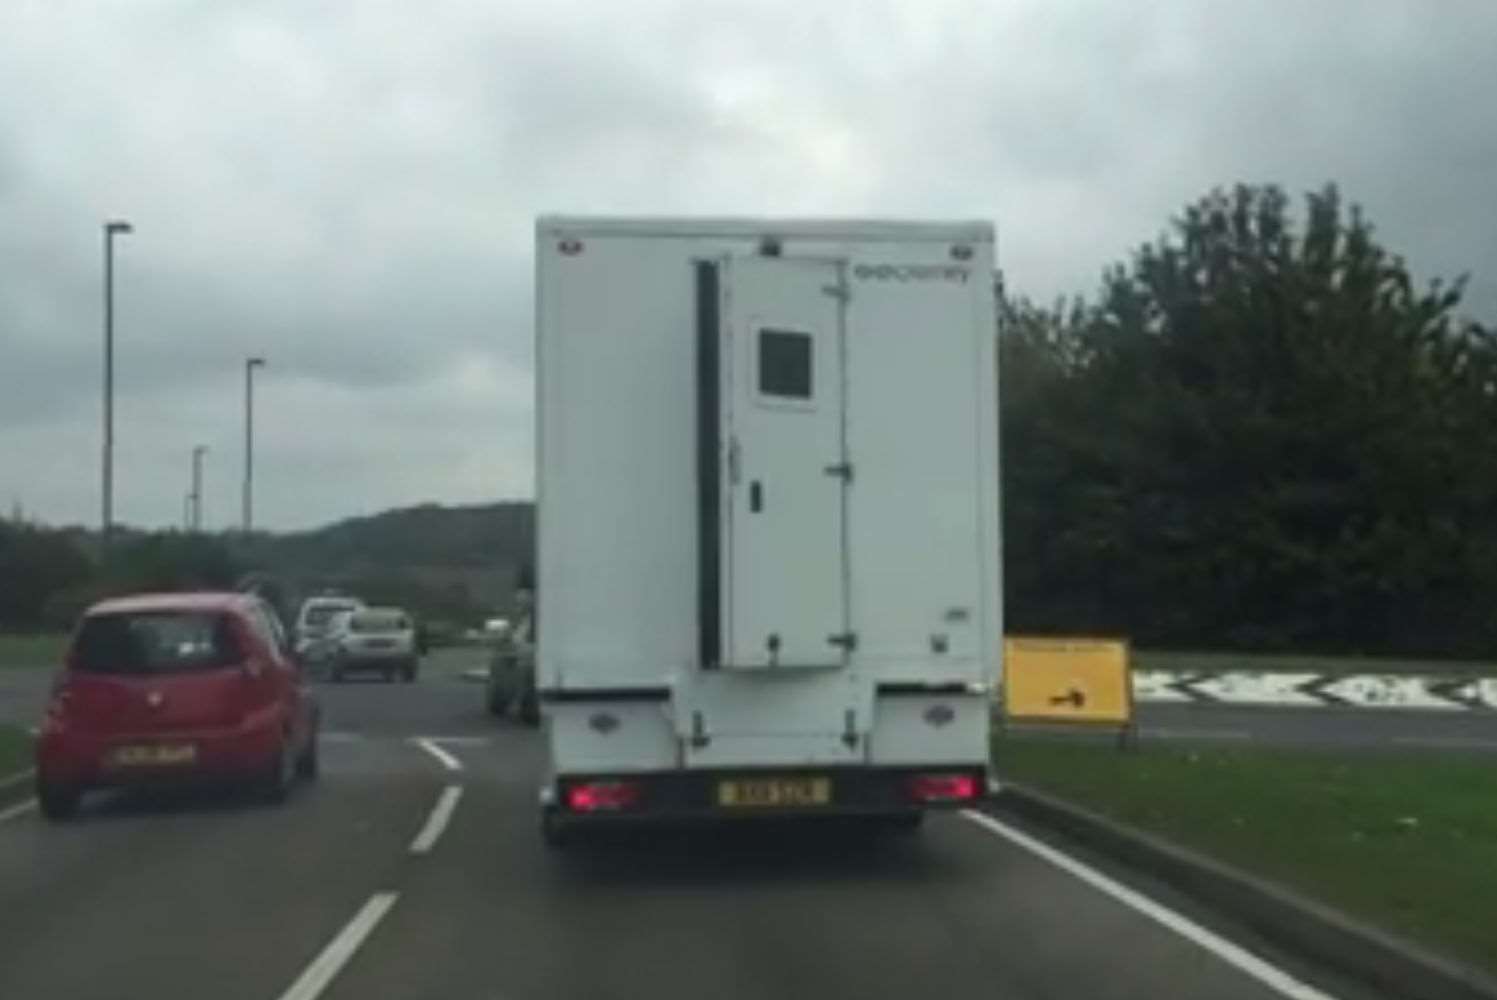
left=3, top=501, right=536, bottom=631
left=237, top=501, right=534, bottom=623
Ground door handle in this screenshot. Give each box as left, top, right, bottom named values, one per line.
left=727, top=436, right=741, bottom=484
left=749, top=480, right=763, bottom=513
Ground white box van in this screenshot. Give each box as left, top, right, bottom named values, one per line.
left=535, top=217, right=1000, bottom=843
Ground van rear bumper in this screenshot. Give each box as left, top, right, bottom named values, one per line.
left=545, top=764, right=991, bottom=824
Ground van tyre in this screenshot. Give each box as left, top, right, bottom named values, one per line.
left=541, top=808, right=575, bottom=849
left=37, top=781, right=80, bottom=822
left=519, top=689, right=540, bottom=727
left=401, top=661, right=417, bottom=683
left=486, top=684, right=511, bottom=717
left=881, top=811, right=925, bottom=834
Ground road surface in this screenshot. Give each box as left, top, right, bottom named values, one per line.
left=10, top=658, right=1497, bottom=752
left=0, top=649, right=1398, bottom=999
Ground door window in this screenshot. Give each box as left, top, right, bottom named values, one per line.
left=757, top=328, right=814, bottom=400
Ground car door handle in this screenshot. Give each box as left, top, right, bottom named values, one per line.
left=749, top=480, right=763, bottom=513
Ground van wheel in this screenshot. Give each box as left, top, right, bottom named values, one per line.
left=519, top=690, right=540, bottom=727
left=37, top=781, right=80, bottom=822
left=541, top=808, right=576, bottom=849
left=880, top=811, right=925, bottom=834
left=486, top=683, right=511, bottom=717
left=401, top=662, right=417, bottom=683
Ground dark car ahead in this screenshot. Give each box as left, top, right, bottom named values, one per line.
left=33, top=592, right=320, bottom=820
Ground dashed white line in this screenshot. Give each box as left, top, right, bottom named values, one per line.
left=0, top=768, right=36, bottom=790
left=961, top=810, right=1340, bottom=1000
left=274, top=892, right=399, bottom=1000
left=418, top=735, right=490, bottom=746
left=409, top=785, right=463, bottom=855
left=413, top=737, right=462, bottom=772
left=0, top=798, right=36, bottom=825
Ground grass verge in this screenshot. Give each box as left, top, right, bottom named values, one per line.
left=0, top=723, right=31, bottom=780
left=0, top=633, right=67, bottom=671
left=997, top=737, right=1497, bottom=974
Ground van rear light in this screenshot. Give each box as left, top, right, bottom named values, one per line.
left=908, top=773, right=980, bottom=803
left=566, top=780, right=642, bottom=813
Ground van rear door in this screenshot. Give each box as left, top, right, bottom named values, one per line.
left=712, top=255, right=850, bottom=671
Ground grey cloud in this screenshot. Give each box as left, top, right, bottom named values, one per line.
left=2, top=1, right=1496, bottom=529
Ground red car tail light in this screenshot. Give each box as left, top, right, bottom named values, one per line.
left=908, top=773, right=980, bottom=804
left=566, top=780, right=642, bottom=813
left=45, top=682, right=72, bottom=714
left=40, top=685, right=72, bottom=734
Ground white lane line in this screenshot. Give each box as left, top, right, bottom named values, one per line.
left=0, top=768, right=36, bottom=790
left=1394, top=735, right=1497, bottom=751
left=409, top=785, right=463, bottom=855
left=412, top=737, right=462, bottom=772
left=961, top=810, right=1340, bottom=1000
left=0, top=798, right=37, bottom=825
left=1144, top=728, right=1253, bottom=741
left=275, top=892, right=399, bottom=1000
left=419, top=735, right=490, bottom=746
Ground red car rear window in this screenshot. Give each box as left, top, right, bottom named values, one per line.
left=72, top=612, right=242, bottom=675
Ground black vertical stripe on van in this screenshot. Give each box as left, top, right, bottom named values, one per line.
left=695, top=260, right=722, bottom=670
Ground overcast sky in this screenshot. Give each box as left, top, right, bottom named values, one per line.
left=3, top=0, right=1495, bottom=531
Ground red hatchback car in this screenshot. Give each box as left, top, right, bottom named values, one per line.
left=34, top=592, right=320, bottom=820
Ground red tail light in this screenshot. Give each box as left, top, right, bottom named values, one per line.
left=566, top=780, right=642, bottom=813
left=908, top=773, right=980, bottom=803
left=41, top=683, right=73, bottom=734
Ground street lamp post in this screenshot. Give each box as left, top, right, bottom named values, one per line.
left=190, top=445, right=208, bottom=532
left=243, top=357, right=266, bottom=533
left=101, top=219, right=133, bottom=553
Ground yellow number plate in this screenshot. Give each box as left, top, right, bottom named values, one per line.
left=112, top=744, right=197, bottom=767
left=717, top=777, right=831, bottom=808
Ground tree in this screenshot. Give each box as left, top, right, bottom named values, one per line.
left=107, top=533, right=245, bottom=594
left=1003, top=183, right=1497, bottom=655
left=0, top=522, right=93, bottom=629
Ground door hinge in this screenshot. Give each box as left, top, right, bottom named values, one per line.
left=823, top=462, right=853, bottom=481
left=821, top=281, right=849, bottom=302
left=827, top=632, right=858, bottom=651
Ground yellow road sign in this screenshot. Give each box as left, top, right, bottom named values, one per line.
left=1003, top=636, right=1132, bottom=725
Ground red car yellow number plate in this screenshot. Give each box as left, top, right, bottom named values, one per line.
left=111, top=744, right=197, bottom=767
